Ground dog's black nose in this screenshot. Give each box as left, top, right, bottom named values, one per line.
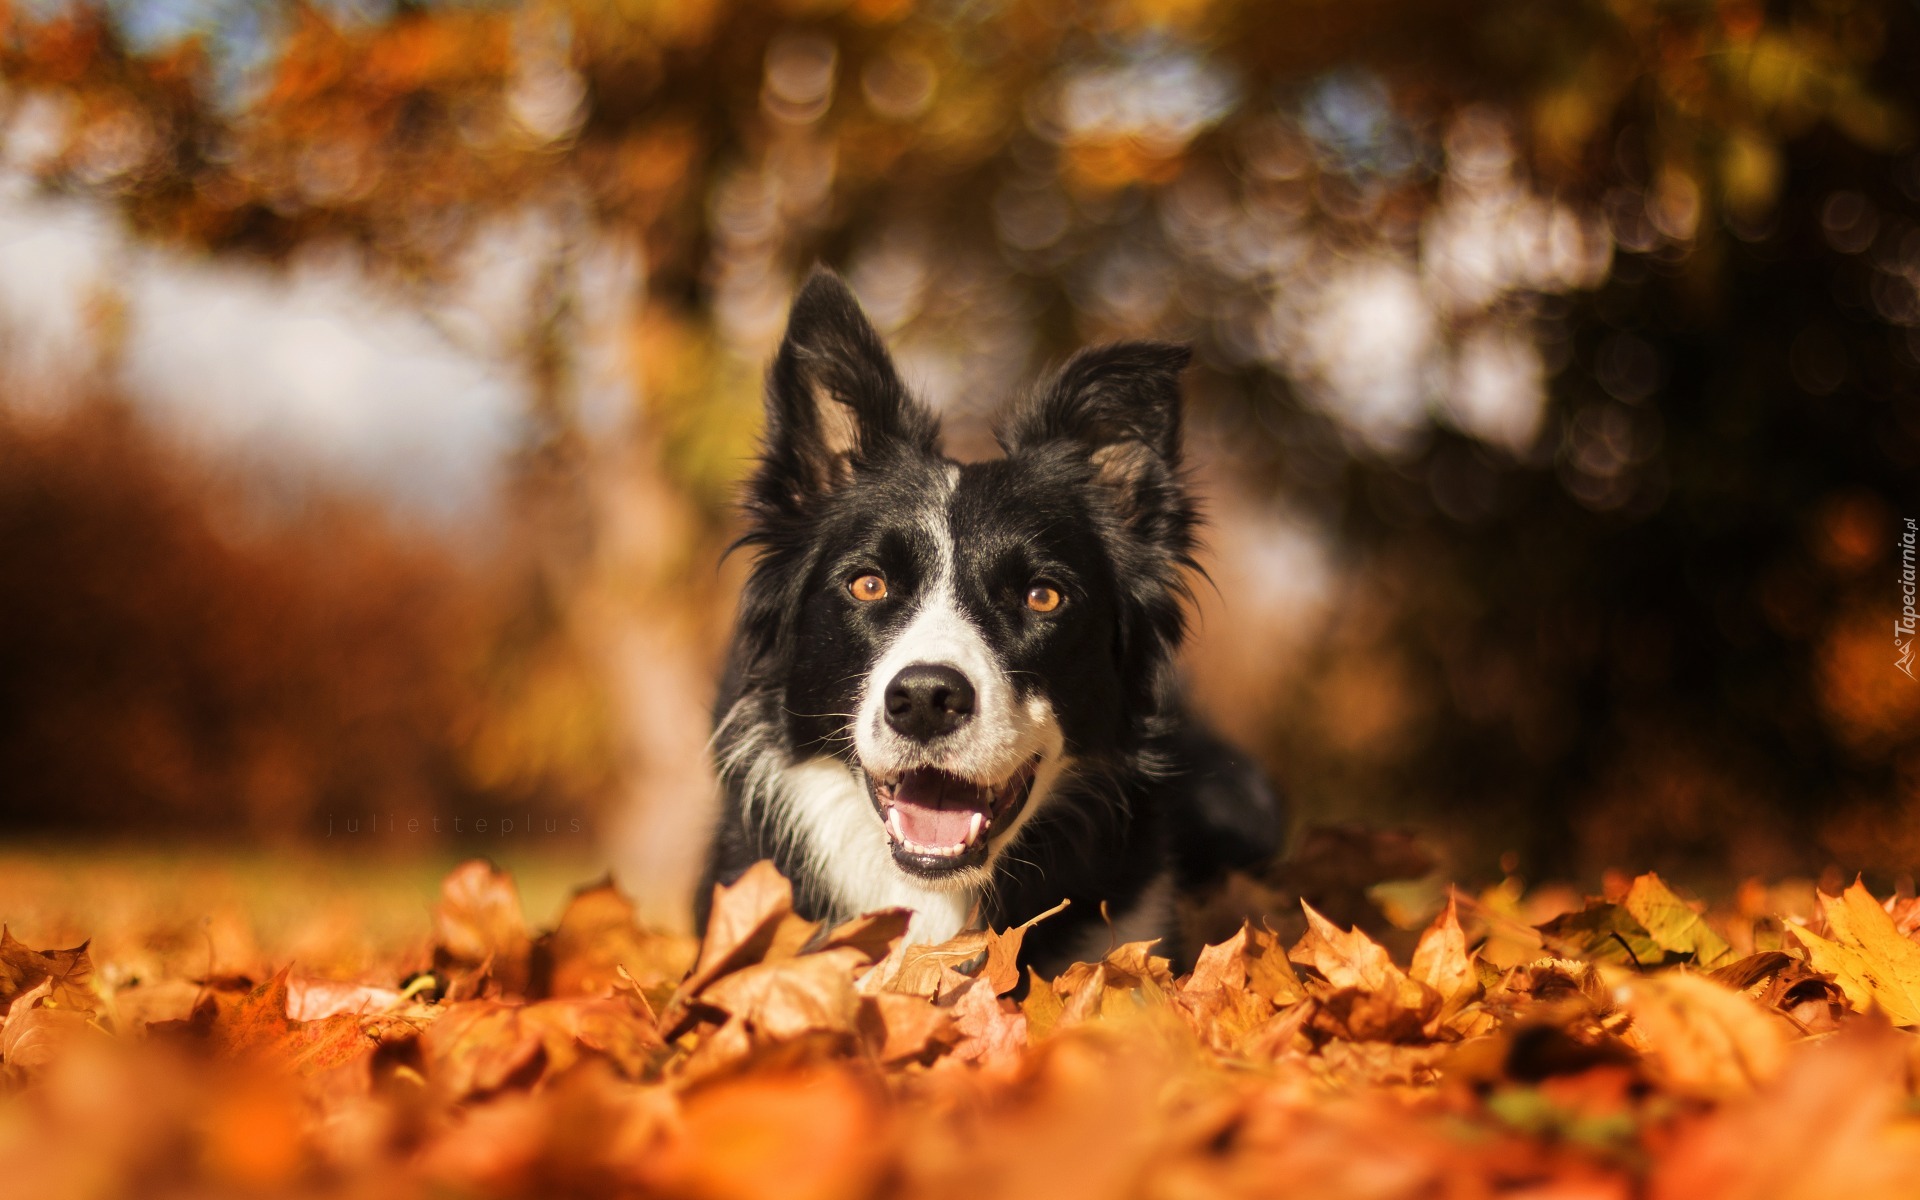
left=884, top=664, right=975, bottom=741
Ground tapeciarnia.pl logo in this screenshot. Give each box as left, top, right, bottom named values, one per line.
left=1899, top=516, right=1917, bottom=680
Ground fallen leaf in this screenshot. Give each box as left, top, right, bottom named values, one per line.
left=1410, top=895, right=1479, bottom=1021
left=1704, top=951, right=1792, bottom=993
left=947, top=978, right=1028, bottom=1066
left=1649, top=1021, right=1920, bottom=1199
left=681, top=861, right=819, bottom=998
left=699, top=947, right=866, bottom=1041
left=1616, top=971, right=1790, bottom=1098
left=434, top=860, right=533, bottom=996
left=286, top=976, right=404, bottom=1021
left=421, top=994, right=662, bottom=1098
left=886, top=931, right=988, bottom=999
left=819, top=909, right=913, bottom=966
left=858, top=991, right=955, bottom=1064
left=1, top=977, right=97, bottom=1070
left=1537, top=901, right=1671, bottom=968
left=210, top=967, right=377, bottom=1075
left=981, top=899, right=1070, bottom=996
left=1790, top=880, right=1920, bottom=1025
left=1291, top=901, right=1401, bottom=991
left=1622, top=873, right=1736, bottom=968
left=1020, top=967, right=1064, bottom=1039
left=0, top=927, right=98, bottom=1012
left=542, top=877, right=698, bottom=1001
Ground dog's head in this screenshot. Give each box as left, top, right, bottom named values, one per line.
left=731, top=268, right=1198, bottom=889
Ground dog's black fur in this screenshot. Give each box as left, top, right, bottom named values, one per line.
left=696, top=268, right=1283, bottom=971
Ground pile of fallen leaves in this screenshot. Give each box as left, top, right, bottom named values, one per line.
left=7, top=859, right=1920, bottom=1199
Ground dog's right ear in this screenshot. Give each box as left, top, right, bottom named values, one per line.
left=755, top=267, right=938, bottom=515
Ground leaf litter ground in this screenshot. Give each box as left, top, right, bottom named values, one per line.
left=5, top=852, right=1920, bottom=1199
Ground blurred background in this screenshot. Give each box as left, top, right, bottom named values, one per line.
left=0, top=0, right=1914, bottom=927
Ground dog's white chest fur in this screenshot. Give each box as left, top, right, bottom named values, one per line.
left=778, top=756, right=975, bottom=944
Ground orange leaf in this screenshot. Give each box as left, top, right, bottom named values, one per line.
left=682, top=861, right=818, bottom=998
left=0, top=926, right=98, bottom=1012
left=433, top=860, right=533, bottom=996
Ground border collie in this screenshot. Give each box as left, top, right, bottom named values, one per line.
left=696, top=268, right=1284, bottom=972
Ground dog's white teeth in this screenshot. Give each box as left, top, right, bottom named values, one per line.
left=896, top=837, right=968, bottom=858
left=884, top=808, right=905, bottom=841
left=966, top=811, right=984, bottom=845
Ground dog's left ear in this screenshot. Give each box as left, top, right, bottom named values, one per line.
left=1005, top=342, right=1194, bottom=541
left=756, top=268, right=939, bottom=516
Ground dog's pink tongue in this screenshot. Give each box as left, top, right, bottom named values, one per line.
left=891, top=769, right=984, bottom=846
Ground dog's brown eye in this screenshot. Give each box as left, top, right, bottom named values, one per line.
left=849, top=574, right=888, bottom=602
left=1026, top=584, right=1062, bottom=613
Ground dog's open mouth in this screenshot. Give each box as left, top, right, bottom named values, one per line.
left=866, top=759, right=1039, bottom=874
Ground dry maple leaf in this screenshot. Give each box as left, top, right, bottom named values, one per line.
left=541, top=877, right=697, bottom=1001
left=698, top=947, right=867, bottom=1042
left=422, top=993, right=662, bottom=1098
left=886, top=931, right=989, bottom=999
left=1409, top=895, right=1480, bottom=1023
left=819, top=909, right=914, bottom=965
left=1648, top=1020, right=1920, bottom=1199
left=978, top=899, right=1070, bottom=996
left=1291, top=901, right=1403, bottom=992
left=286, top=976, right=405, bottom=1021
left=1615, top=970, right=1791, bottom=1098
left=1, top=977, right=99, bottom=1071
left=946, top=977, right=1028, bottom=1066
left=858, top=991, right=956, bottom=1064
left=1621, top=873, right=1736, bottom=968
left=680, top=861, right=819, bottom=1000
left=0, top=927, right=98, bottom=1013
left=1536, top=900, right=1671, bottom=968
left=1181, top=921, right=1304, bottom=1004
left=635, top=1065, right=886, bottom=1200
left=1789, top=879, right=1920, bottom=1026
left=207, top=966, right=379, bottom=1076
left=434, top=859, right=534, bottom=997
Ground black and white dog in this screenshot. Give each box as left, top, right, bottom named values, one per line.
left=696, top=268, right=1283, bottom=971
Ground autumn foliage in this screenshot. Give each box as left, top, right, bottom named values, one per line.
left=7, top=857, right=1920, bottom=1198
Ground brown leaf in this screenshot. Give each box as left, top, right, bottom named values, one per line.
left=286, top=976, right=404, bottom=1021
left=1616, top=971, right=1791, bottom=1099
left=981, top=899, right=1070, bottom=996
left=681, top=861, right=818, bottom=998
left=1312, top=985, right=1436, bottom=1043
left=886, top=931, right=988, bottom=999
left=0, top=926, right=98, bottom=1013
left=1705, top=951, right=1793, bottom=993
left=1410, top=895, right=1480, bottom=1021
left=420, top=1001, right=550, bottom=1098
left=1649, top=1021, right=1920, bottom=1199
left=542, top=877, right=697, bottom=999
left=858, top=991, right=956, bottom=1064
left=1291, top=900, right=1401, bottom=991
left=1184, top=924, right=1255, bottom=995
left=1020, top=967, right=1064, bottom=1039
left=206, top=966, right=378, bottom=1075
left=420, top=993, right=662, bottom=1098
left=698, top=947, right=866, bottom=1041
left=433, top=860, right=533, bottom=997
left=946, top=978, right=1027, bottom=1066
left=820, top=908, right=914, bottom=966
left=1, top=978, right=97, bottom=1071
left=1174, top=978, right=1277, bottom=1056
left=637, top=1065, right=884, bottom=1200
